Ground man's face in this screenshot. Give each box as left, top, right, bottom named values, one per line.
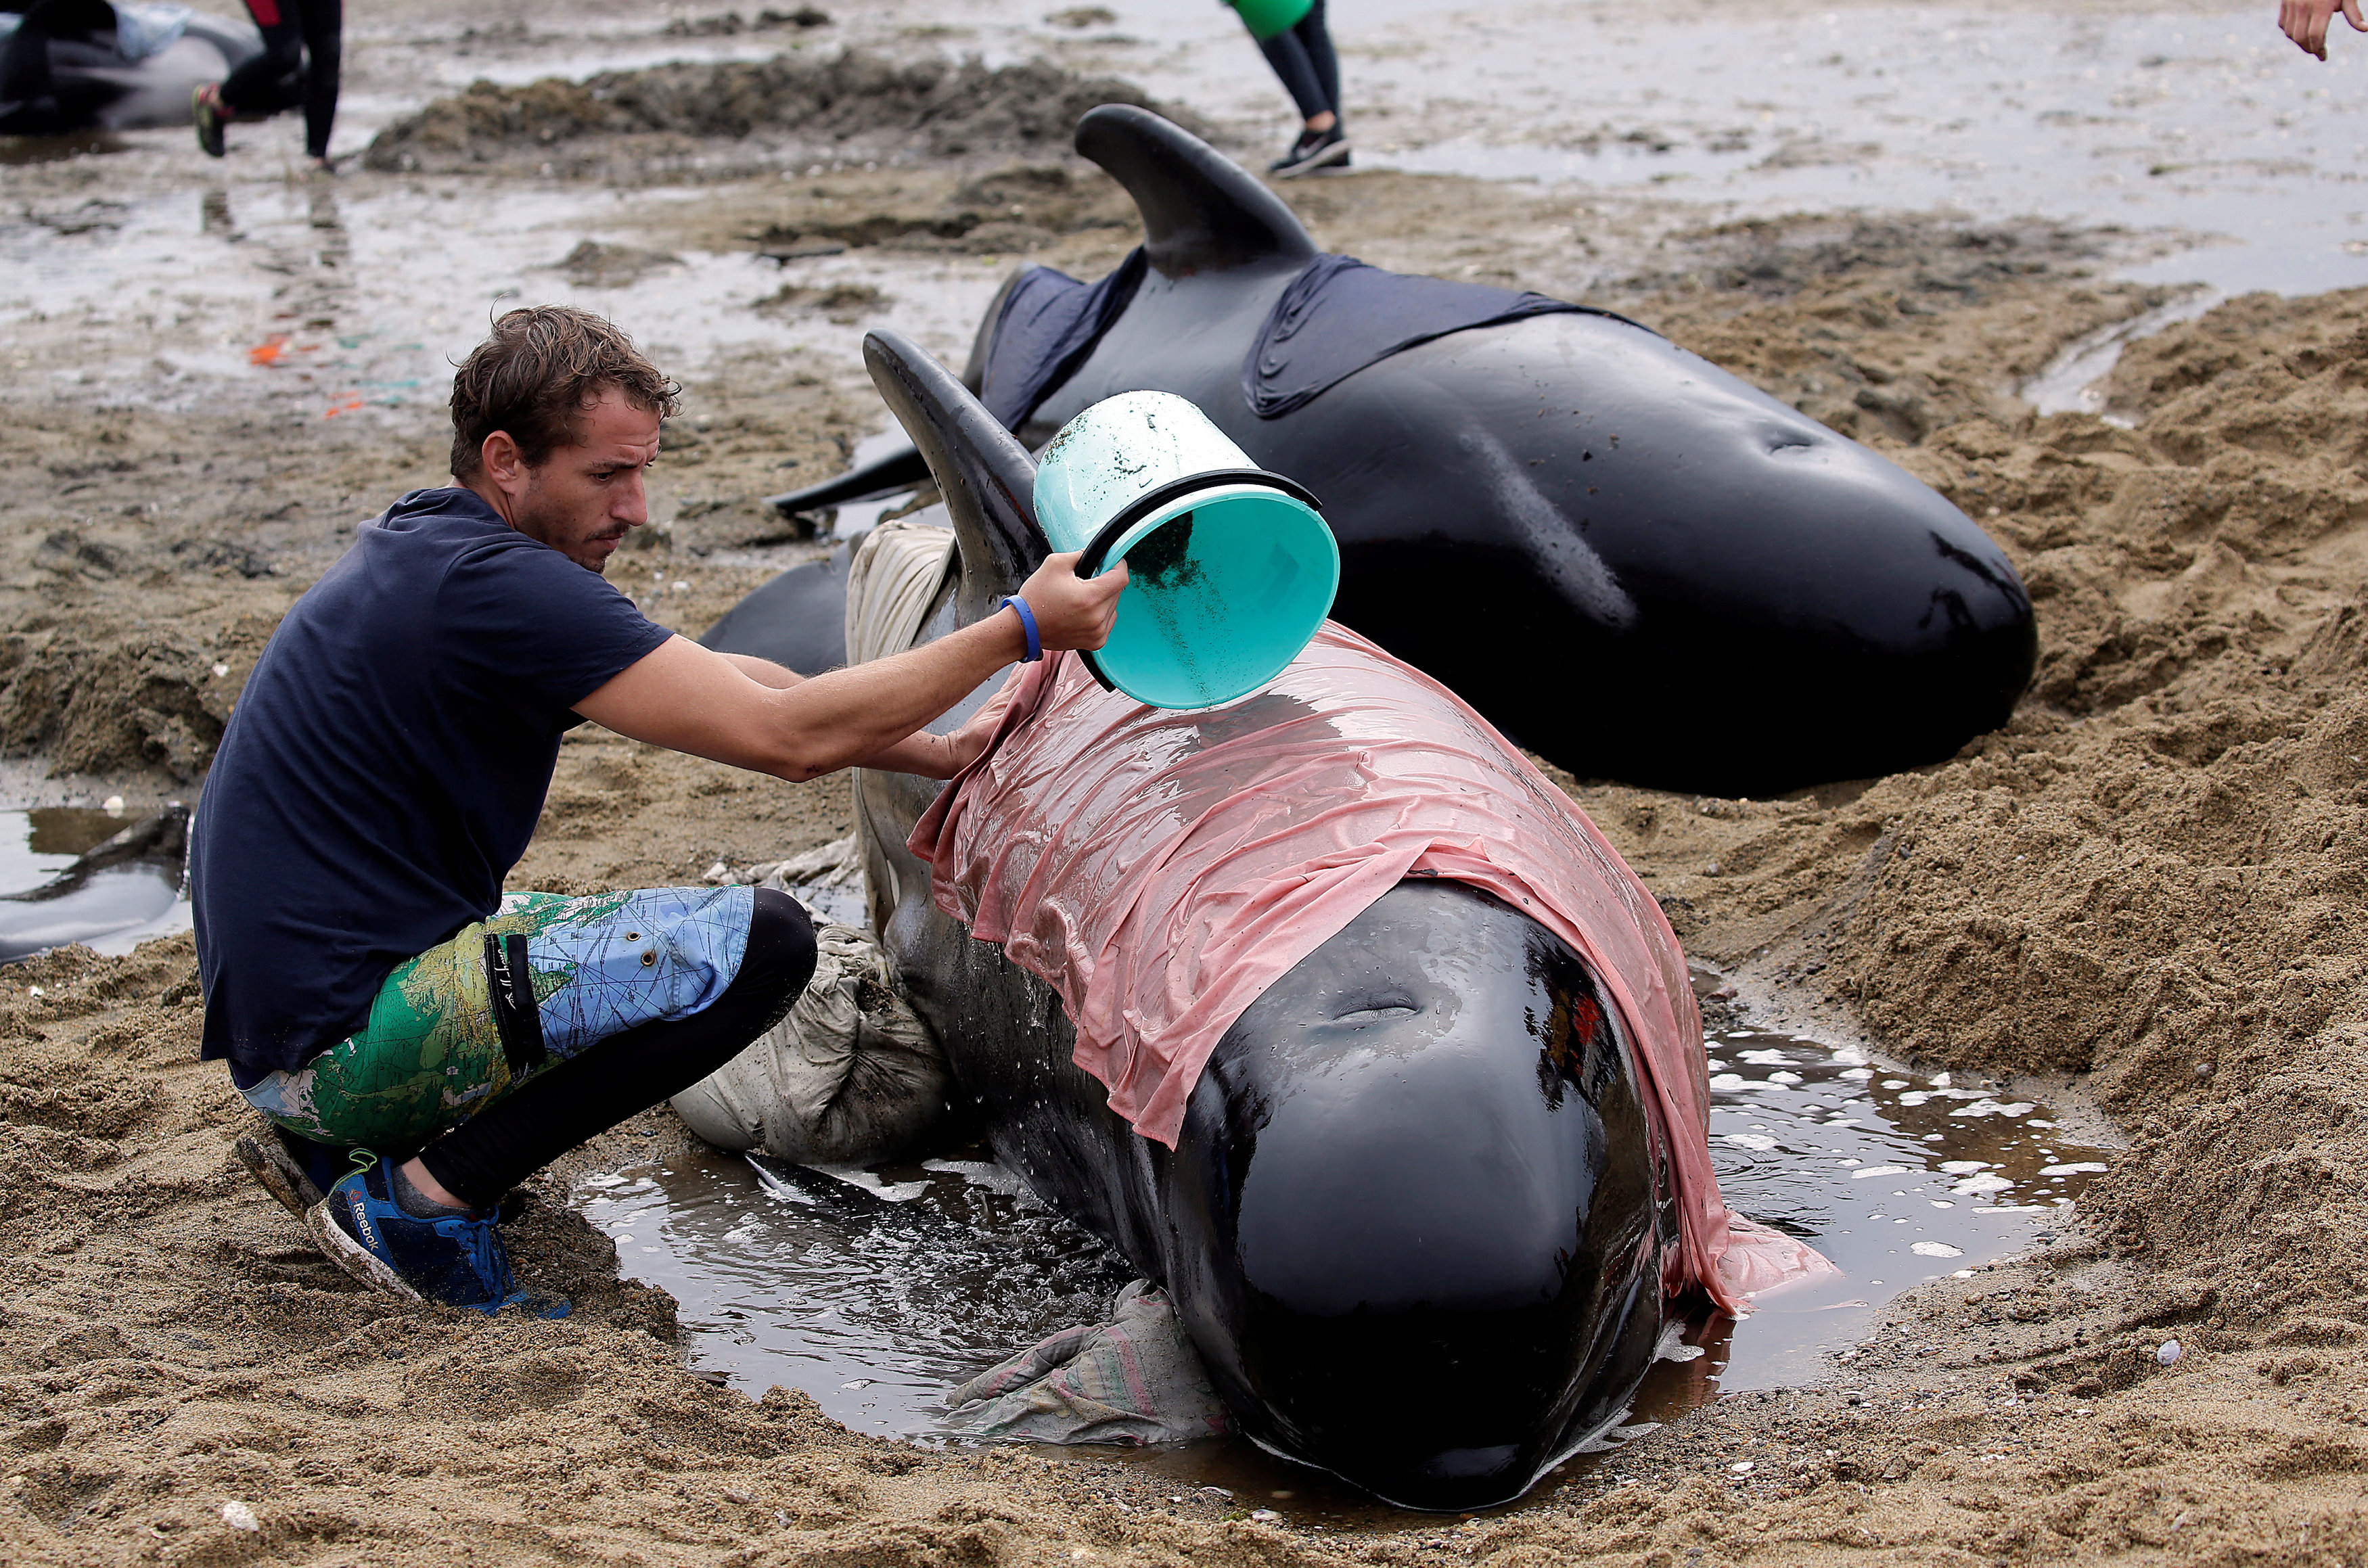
left=507, top=389, right=662, bottom=573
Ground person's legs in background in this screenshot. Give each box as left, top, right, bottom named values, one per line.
left=292, top=0, right=340, bottom=163
left=1294, top=0, right=1342, bottom=129
left=197, top=0, right=340, bottom=166
left=1256, top=0, right=1350, bottom=177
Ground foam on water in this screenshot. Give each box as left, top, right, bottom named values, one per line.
left=1690, top=1011, right=2114, bottom=1393
left=574, top=1147, right=1132, bottom=1431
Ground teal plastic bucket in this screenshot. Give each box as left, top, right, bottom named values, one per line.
left=1231, top=0, right=1314, bottom=41
left=1034, top=390, right=1338, bottom=710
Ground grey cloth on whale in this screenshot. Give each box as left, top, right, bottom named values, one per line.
left=976, top=250, right=1149, bottom=428
left=942, top=1281, right=1232, bottom=1447
left=970, top=247, right=1635, bottom=427
left=705, top=832, right=864, bottom=896
left=1242, top=254, right=1635, bottom=419
left=669, top=920, right=951, bottom=1166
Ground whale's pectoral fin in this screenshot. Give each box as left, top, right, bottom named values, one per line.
left=863, top=329, right=1048, bottom=607
left=1075, top=104, right=1317, bottom=279
left=762, top=443, right=930, bottom=520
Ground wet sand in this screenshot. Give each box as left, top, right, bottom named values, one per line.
left=12, top=0, right=2368, bottom=1559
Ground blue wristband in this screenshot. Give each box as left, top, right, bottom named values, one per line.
left=999, top=595, right=1043, bottom=662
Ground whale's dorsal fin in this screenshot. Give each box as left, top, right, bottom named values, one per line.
left=863, top=330, right=1047, bottom=611
left=1076, top=104, right=1317, bottom=278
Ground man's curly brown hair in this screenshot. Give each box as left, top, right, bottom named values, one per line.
left=448, top=306, right=681, bottom=479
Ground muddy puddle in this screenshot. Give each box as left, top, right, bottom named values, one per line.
left=0, top=175, right=1004, bottom=425
left=576, top=971, right=2112, bottom=1521
left=0, top=804, right=191, bottom=963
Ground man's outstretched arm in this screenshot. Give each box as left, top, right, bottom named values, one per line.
left=710, top=652, right=973, bottom=777
left=575, top=551, right=1124, bottom=781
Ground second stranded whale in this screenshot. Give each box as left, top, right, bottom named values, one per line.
left=706, top=328, right=1826, bottom=1509
left=740, top=106, right=2036, bottom=797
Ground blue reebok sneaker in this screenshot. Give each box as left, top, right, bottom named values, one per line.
left=307, top=1155, right=569, bottom=1317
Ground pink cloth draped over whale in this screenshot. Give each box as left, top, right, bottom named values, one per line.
left=908, top=623, right=1832, bottom=1315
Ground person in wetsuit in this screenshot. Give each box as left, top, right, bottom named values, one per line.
left=191, top=0, right=338, bottom=168
left=0, top=0, right=116, bottom=136
left=1239, top=0, right=1348, bottom=177
left=197, top=305, right=1126, bottom=1314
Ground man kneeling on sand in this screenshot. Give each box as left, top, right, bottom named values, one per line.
left=192, top=305, right=1124, bottom=1314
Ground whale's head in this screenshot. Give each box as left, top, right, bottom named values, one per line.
left=1160, top=879, right=1668, bottom=1511
left=1282, top=313, right=2039, bottom=795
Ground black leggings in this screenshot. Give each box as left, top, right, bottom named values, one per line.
left=417, top=887, right=817, bottom=1209
left=1256, top=0, right=1340, bottom=124
left=218, top=0, right=341, bottom=158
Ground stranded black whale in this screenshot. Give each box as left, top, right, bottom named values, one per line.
left=705, top=329, right=1820, bottom=1509
left=739, top=106, right=2036, bottom=797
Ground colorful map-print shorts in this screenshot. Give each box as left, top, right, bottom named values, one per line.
left=240, top=885, right=756, bottom=1152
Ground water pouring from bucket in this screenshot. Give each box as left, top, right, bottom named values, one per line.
left=1033, top=391, right=1339, bottom=711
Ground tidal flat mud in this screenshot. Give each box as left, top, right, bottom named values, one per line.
left=7, top=16, right=2368, bottom=1563
left=363, top=50, right=1187, bottom=181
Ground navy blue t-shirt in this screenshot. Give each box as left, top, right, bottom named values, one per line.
left=192, top=487, right=673, bottom=1078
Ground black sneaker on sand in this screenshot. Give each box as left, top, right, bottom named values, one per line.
left=1269, top=124, right=1350, bottom=178
left=235, top=1134, right=314, bottom=1214
left=193, top=86, right=225, bottom=158
left=236, top=1120, right=363, bottom=1218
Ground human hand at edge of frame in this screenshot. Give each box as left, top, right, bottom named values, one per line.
left=1014, top=551, right=1128, bottom=651
left=2283, top=0, right=2365, bottom=59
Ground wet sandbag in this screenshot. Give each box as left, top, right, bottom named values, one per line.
left=672, top=922, right=952, bottom=1166
left=942, top=1281, right=1231, bottom=1446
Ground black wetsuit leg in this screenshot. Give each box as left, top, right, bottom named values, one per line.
left=292, top=0, right=338, bottom=158
left=217, top=0, right=300, bottom=116
left=1256, top=0, right=1340, bottom=121
left=413, top=888, right=817, bottom=1209
left=218, top=0, right=340, bottom=155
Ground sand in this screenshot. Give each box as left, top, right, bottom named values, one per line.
left=10, top=38, right=2368, bottom=1566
